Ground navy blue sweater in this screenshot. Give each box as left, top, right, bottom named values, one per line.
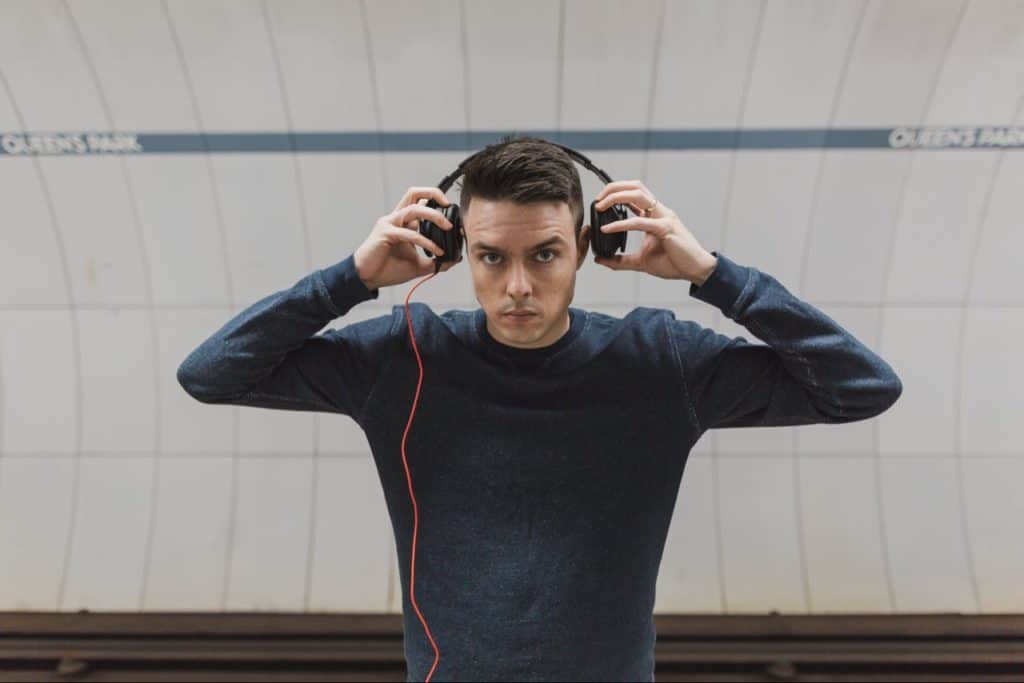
left=177, top=250, right=902, bottom=682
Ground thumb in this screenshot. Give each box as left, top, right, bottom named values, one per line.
left=423, top=255, right=458, bottom=274
left=418, top=254, right=438, bottom=274
left=595, top=253, right=638, bottom=271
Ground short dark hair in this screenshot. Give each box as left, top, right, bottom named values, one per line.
left=457, top=134, right=584, bottom=245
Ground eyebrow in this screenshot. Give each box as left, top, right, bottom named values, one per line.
left=471, top=236, right=568, bottom=253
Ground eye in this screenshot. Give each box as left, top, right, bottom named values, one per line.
left=536, top=249, right=556, bottom=263
left=479, top=250, right=557, bottom=266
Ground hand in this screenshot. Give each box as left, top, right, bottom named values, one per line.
left=592, top=180, right=717, bottom=285
left=353, top=186, right=461, bottom=290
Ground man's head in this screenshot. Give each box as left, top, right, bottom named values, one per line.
left=456, top=135, right=591, bottom=349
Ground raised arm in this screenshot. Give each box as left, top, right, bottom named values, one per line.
left=669, top=251, right=903, bottom=433
left=176, top=184, right=463, bottom=422
left=175, top=253, right=394, bottom=423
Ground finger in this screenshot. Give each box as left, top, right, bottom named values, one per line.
left=598, top=216, right=667, bottom=236
left=384, top=226, right=445, bottom=256
left=594, top=179, right=645, bottom=203
left=594, top=188, right=657, bottom=214
left=595, top=253, right=643, bottom=271
left=422, top=252, right=461, bottom=275
left=394, top=204, right=454, bottom=230
left=393, top=186, right=452, bottom=213
left=393, top=186, right=429, bottom=212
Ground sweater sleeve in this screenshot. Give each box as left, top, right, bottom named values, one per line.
left=668, top=250, right=903, bottom=433
left=175, top=253, right=395, bottom=422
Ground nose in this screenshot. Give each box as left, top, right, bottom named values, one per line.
left=506, top=260, right=532, bottom=300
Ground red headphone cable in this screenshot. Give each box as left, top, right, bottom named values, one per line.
left=400, top=260, right=444, bottom=682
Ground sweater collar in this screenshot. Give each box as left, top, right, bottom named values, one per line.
left=471, top=306, right=587, bottom=372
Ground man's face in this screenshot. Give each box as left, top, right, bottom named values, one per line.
left=463, top=198, right=590, bottom=349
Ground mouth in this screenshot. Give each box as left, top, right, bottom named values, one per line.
left=503, top=311, right=537, bottom=322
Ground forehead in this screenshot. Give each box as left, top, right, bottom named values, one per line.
left=465, top=198, right=574, bottom=250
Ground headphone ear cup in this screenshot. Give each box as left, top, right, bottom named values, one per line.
left=589, top=199, right=628, bottom=258
left=421, top=199, right=464, bottom=263
left=445, top=203, right=464, bottom=261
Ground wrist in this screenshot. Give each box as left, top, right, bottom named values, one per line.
left=692, top=252, right=718, bottom=287
left=352, top=251, right=379, bottom=291
left=357, top=272, right=378, bottom=291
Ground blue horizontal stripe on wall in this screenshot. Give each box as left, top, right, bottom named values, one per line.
left=1, top=127, right=1022, bottom=156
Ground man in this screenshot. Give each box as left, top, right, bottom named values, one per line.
left=177, top=135, right=902, bottom=682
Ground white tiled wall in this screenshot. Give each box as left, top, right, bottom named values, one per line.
left=1, top=0, right=1022, bottom=614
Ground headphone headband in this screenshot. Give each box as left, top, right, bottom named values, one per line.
left=435, top=139, right=613, bottom=193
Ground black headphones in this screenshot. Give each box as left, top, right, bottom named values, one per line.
left=417, top=141, right=629, bottom=267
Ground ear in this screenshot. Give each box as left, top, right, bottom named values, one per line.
left=577, top=224, right=591, bottom=270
